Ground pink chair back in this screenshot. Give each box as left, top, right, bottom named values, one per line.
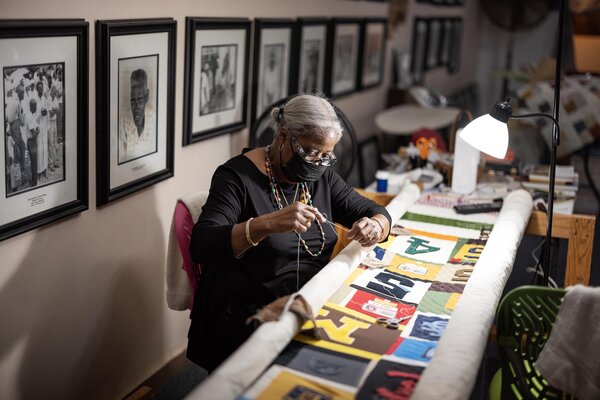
left=173, top=201, right=201, bottom=310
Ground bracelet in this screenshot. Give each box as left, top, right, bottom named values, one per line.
left=245, top=217, right=259, bottom=247
left=372, top=218, right=386, bottom=242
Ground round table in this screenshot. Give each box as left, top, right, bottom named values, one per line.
left=375, top=104, right=461, bottom=135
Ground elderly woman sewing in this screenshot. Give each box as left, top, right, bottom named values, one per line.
left=188, top=94, right=391, bottom=372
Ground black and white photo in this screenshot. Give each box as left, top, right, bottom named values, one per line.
left=0, top=20, right=88, bottom=241
left=252, top=19, right=296, bottom=126
left=360, top=18, right=386, bottom=89
left=328, top=18, right=361, bottom=97
left=4, top=63, right=65, bottom=196
left=118, top=55, right=158, bottom=164
left=448, top=18, right=463, bottom=73
left=96, top=19, right=175, bottom=205
left=335, top=36, right=354, bottom=82
left=297, top=18, right=328, bottom=95
left=426, top=18, right=442, bottom=70
left=261, top=44, right=284, bottom=111
left=199, top=45, right=236, bottom=116
left=411, top=17, right=428, bottom=84
left=184, top=18, right=250, bottom=144
left=300, top=40, right=319, bottom=93
left=439, top=19, right=453, bottom=67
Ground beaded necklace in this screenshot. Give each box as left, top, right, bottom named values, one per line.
left=265, top=145, right=326, bottom=257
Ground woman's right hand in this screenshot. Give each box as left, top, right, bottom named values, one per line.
left=266, top=201, right=326, bottom=234
left=232, top=202, right=326, bottom=257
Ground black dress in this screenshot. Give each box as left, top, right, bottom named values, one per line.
left=187, top=153, right=391, bottom=372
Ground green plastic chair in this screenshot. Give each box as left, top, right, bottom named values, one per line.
left=489, top=286, right=575, bottom=400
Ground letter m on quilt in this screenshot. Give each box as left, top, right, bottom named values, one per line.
left=315, top=309, right=370, bottom=345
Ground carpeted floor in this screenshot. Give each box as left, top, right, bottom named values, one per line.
left=124, top=353, right=207, bottom=400
left=153, top=362, right=207, bottom=400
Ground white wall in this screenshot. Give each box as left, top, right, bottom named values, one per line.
left=0, top=1, right=391, bottom=399
left=476, top=11, right=559, bottom=114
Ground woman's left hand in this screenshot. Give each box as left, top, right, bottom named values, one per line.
left=347, top=217, right=383, bottom=247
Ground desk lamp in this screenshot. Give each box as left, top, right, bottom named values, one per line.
left=459, top=0, right=567, bottom=287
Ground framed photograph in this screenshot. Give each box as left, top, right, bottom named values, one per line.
left=448, top=18, right=463, bottom=74
left=439, top=18, right=453, bottom=67
left=360, top=18, right=387, bottom=89
left=96, top=19, right=176, bottom=205
left=0, top=20, right=88, bottom=241
left=410, top=17, right=429, bottom=84
left=252, top=19, right=297, bottom=126
left=327, top=18, right=361, bottom=97
left=183, top=18, right=250, bottom=145
left=296, top=18, right=328, bottom=95
left=425, top=18, right=442, bottom=70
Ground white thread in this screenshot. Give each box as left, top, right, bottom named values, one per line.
left=321, top=212, right=349, bottom=240
left=324, top=220, right=341, bottom=240
left=296, top=235, right=301, bottom=292
left=374, top=278, right=406, bottom=304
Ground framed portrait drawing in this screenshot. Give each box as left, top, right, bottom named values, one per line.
left=327, top=18, right=361, bottom=97
left=448, top=18, right=463, bottom=74
left=252, top=19, right=297, bottom=126
left=410, top=17, right=429, bottom=84
left=96, top=18, right=175, bottom=205
left=425, top=18, right=442, bottom=70
left=183, top=18, right=250, bottom=145
left=0, top=20, right=88, bottom=241
left=360, top=18, right=387, bottom=89
left=296, top=18, right=328, bottom=95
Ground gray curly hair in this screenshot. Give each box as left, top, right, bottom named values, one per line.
left=270, top=94, right=343, bottom=141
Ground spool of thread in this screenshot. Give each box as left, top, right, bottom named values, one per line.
left=375, top=170, right=390, bottom=193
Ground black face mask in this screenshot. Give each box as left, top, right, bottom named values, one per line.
left=280, top=140, right=328, bottom=182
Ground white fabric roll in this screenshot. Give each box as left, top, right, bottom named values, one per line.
left=411, top=189, right=532, bottom=400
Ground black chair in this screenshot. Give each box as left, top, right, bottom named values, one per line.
left=249, top=97, right=358, bottom=182
left=358, top=135, right=382, bottom=188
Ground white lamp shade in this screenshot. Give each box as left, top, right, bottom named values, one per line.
left=459, top=114, right=509, bottom=159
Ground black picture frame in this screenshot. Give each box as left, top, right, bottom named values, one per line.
left=448, top=18, right=463, bottom=74
left=326, top=18, right=362, bottom=98
left=296, top=17, right=329, bottom=95
left=0, top=19, right=88, bottom=241
left=96, top=18, right=176, bottom=206
left=410, top=17, right=429, bottom=84
left=251, top=18, right=297, bottom=128
left=183, top=17, right=250, bottom=145
left=359, top=17, right=387, bottom=90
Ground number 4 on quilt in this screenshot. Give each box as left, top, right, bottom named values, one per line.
left=405, top=237, right=441, bottom=255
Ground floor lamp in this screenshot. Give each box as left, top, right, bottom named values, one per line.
left=459, top=0, right=567, bottom=287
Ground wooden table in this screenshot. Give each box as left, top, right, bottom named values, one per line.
left=526, top=211, right=596, bottom=286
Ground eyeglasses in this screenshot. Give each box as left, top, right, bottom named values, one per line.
left=291, top=136, right=337, bottom=166
left=130, top=93, right=148, bottom=105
